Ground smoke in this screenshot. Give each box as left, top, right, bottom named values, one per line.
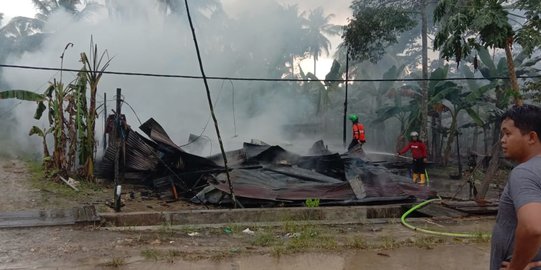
left=1, top=0, right=352, bottom=157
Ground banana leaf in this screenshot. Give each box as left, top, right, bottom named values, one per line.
left=0, top=90, right=44, bottom=101
left=34, top=101, right=47, bottom=120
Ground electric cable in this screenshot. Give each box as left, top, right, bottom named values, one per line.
left=2, top=63, right=540, bottom=83
left=178, top=80, right=226, bottom=148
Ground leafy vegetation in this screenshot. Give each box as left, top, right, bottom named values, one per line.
left=0, top=41, right=111, bottom=182
left=343, top=2, right=416, bottom=63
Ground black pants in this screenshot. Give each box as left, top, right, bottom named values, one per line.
left=348, top=139, right=364, bottom=150
left=412, top=158, right=425, bottom=174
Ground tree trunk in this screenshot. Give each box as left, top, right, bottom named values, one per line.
left=504, top=38, right=523, bottom=106
left=85, top=83, right=97, bottom=180
left=436, top=115, right=443, bottom=162
left=313, top=55, right=317, bottom=78
left=41, top=137, right=50, bottom=158
left=471, top=126, right=479, bottom=153
left=53, top=81, right=66, bottom=172
left=442, top=112, right=458, bottom=166
left=477, top=142, right=501, bottom=200
left=420, top=0, right=429, bottom=146
left=431, top=115, right=439, bottom=162
left=477, top=111, right=504, bottom=200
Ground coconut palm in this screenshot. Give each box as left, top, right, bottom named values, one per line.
left=156, top=0, right=221, bottom=20
left=0, top=17, right=45, bottom=55
left=32, top=0, right=81, bottom=19
left=301, top=7, right=341, bottom=77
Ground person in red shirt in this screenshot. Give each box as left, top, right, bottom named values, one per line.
left=348, top=114, right=366, bottom=150
left=397, top=131, right=428, bottom=185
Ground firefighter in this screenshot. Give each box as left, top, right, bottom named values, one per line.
left=348, top=114, right=366, bottom=150
left=397, top=131, right=428, bottom=185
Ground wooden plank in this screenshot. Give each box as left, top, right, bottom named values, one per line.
left=416, top=203, right=468, bottom=218
left=442, top=200, right=498, bottom=208
left=442, top=200, right=499, bottom=216
left=450, top=206, right=498, bottom=215
left=59, top=176, right=80, bottom=192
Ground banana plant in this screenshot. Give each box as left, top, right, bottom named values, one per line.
left=29, top=126, right=53, bottom=159
left=80, top=40, right=112, bottom=180
left=0, top=42, right=111, bottom=180
left=433, top=84, right=490, bottom=165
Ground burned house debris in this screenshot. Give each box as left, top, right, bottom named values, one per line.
left=98, top=118, right=435, bottom=208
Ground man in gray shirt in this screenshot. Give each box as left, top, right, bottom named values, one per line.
left=491, top=104, right=541, bottom=270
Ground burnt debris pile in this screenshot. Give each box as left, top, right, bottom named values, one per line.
left=98, top=118, right=435, bottom=207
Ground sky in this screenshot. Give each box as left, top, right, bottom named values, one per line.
left=0, top=0, right=37, bottom=22
left=0, top=0, right=353, bottom=156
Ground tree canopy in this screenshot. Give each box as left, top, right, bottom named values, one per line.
left=433, top=0, right=513, bottom=65
left=342, top=1, right=417, bottom=63
left=515, top=0, right=541, bottom=55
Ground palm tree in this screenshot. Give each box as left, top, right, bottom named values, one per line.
left=302, top=7, right=341, bottom=77
left=32, top=0, right=81, bottom=19
left=156, top=0, right=221, bottom=20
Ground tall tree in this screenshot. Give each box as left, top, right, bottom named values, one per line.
left=515, top=0, right=541, bottom=56
left=433, top=0, right=524, bottom=106
left=155, top=0, right=221, bottom=21
left=343, top=2, right=416, bottom=64
left=434, top=0, right=541, bottom=199
left=32, top=0, right=81, bottom=19
left=302, top=7, right=341, bottom=77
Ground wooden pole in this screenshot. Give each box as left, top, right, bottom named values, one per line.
left=103, top=92, right=107, bottom=151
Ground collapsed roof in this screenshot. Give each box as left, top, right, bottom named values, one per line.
left=98, top=118, right=435, bottom=207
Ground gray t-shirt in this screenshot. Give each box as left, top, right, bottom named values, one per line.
left=491, top=156, right=541, bottom=270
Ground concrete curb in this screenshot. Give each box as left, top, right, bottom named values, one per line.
left=99, top=204, right=409, bottom=227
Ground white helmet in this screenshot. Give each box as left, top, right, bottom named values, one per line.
left=410, top=131, right=419, bottom=137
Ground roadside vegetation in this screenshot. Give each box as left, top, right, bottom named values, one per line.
left=125, top=221, right=492, bottom=263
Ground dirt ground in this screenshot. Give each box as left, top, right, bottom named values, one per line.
left=0, top=158, right=497, bottom=269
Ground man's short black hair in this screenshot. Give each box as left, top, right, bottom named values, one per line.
left=501, top=104, right=541, bottom=139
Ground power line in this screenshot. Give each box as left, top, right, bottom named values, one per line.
left=1, top=63, right=540, bottom=83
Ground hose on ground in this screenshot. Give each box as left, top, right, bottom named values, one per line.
left=400, top=198, right=492, bottom=238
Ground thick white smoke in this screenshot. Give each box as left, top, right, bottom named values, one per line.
left=1, top=0, right=352, bottom=157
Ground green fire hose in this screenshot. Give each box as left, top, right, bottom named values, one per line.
left=400, top=198, right=492, bottom=238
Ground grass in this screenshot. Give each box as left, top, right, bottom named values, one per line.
left=167, top=249, right=182, bottom=258
left=252, top=232, right=276, bottom=247
left=251, top=223, right=339, bottom=256
left=26, top=160, right=106, bottom=201
left=139, top=248, right=186, bottom=263
left=249, top=222, right=465, bottom=255
left=141, top=249, right=160, bottom=261
left=103, top=257, right=125, bottom=268
left=157, top=222, right=174, bottom=237
left=346, top=236, right=368, bottom=249
left=377, top=235, right=399, bottom=250
left=411, top=236, right=445, bottom=249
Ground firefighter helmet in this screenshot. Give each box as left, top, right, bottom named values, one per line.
left=348, top=114, right=358, bottom=122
